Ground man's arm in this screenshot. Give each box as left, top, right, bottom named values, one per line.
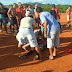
left=44, top=20, right=47, bottom=38
left=7, top=8, right=12, bottom=18
left=66, top=9, right=68, bottom=14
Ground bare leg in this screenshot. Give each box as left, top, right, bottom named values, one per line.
left=35, top=46, right=42, bottom=58
left=22, top=43, right=30, bottom=51
left=18, top=43, right=22, bottom=56
left=49, top=48, right=53, bottom=59
left=9, top=25, right=12, bottom=32
left=53, top=47, right=57, bottom=56
left=4, top=25, right=8, bottom=35
left=16, top=23, right=19, bottom=32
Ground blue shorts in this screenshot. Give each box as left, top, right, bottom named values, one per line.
left=2, top=17, right=11, bottom=26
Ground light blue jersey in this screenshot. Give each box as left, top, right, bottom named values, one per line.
left=40, top=12, right=60, bottom=32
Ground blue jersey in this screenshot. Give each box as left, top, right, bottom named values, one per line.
left=40, top=12, right=60, bottom=32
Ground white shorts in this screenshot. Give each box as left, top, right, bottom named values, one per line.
left=67, top=15, right=70, bottom=21
left=16, top=28, right=38, bottom=47
left=47, top=29, right=60, bottom=48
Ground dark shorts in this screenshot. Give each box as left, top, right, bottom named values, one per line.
left=2, top=17, right=10, bottom=26
left=10, top=17, right=17, bottom=25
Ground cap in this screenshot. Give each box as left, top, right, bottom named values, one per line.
left=35, top=4, right=38, bottom=7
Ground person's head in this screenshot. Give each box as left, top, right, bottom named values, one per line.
left=68, top=6, right=71, bottom=9
left=28, top=15, right=33, bottom=18
left=23, top=5, right=26, bottom=10
left=18, top=2, right=22, bottom=8
left=52, top=4, right=56, bottom=10
left=35, top=4, right=38, bottom=9
left=0, top=3, right=3, bottom=9
left=52, top=4, right=56, bottom=8
left=27, top=11, right=32, bottom=18
left=36, top=7, right=43, bottom=16
left=28, top=5, right=32, bottom=9
left=13, top=3, right=16, bottom=8
left=23, top=5, right=26, bottom=8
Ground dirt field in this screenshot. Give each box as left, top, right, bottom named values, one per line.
left=0, top=13, right=72, bottom=72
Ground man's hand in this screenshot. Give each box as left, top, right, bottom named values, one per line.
left=44, top=33, right=47, bottom=38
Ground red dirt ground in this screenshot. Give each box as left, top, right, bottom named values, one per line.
left=0, top=13, right=72, bottom=72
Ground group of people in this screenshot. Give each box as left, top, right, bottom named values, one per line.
left=16, top=3, right=60, bottom=60
left=0, top=2, right=35, bottom=35
left=0, top=2, right=71, bottom=60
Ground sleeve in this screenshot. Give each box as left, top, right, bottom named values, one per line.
left=16, top=8, right=18, bottom=13
left=40, top=15, right=46, bottom=24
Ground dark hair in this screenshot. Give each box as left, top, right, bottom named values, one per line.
left=28, top=15, right=33, bottom=18
left=36, top=7, right=43, bottom=13
left=0, top=3, right=3, bottom=6
left=0, top=2, right=4, bottom=8
left=13, top=3, right=16, bottom=5
left=68, top=5, right=71, bottom=7
left=18, top=2, right=21, bottom=4
left=52, top=4, right=56, bottom=8
left=13, top=3, right=17, bottom=6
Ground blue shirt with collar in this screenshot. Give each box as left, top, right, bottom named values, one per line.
left=40, top=12, right=60, bottom=32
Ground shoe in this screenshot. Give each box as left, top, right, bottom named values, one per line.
left=64, top=48, right=72, bottom=53
left=18, top=54, right=22, bottom=58
left=33, top=54, right=43, bottom=60
left=64, top=48, right=69, bottom=53
left=48, top=56, right=53, bottom=60
left=53, top=52, right=56, bottom=57
left=21, top=54, right=27, bottom=58
left=33, top=55, right=39, bottom=60
left=18, top=53, right=27, bottom=59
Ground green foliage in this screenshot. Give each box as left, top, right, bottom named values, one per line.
left=38, top=5, right=71, bottom=13
left=6, top=3, right=72, bottom=13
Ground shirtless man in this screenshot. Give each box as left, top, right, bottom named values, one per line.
left=7, top=3, right=19, bottom=34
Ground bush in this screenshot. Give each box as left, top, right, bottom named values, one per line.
left=7, top=3, right=72, bottom=13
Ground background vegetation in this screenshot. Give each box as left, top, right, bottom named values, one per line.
left=6, top=3, right=72, bottom=13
